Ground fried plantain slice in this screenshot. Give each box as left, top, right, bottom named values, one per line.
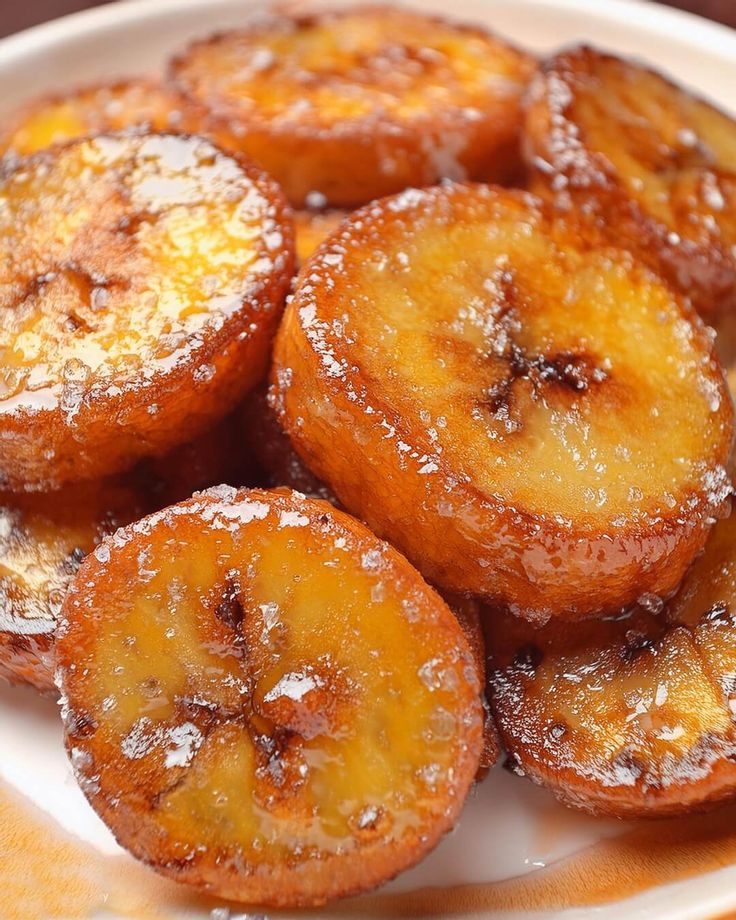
left=294, top=209, right=349, bottom=265
left=525, top=46, right=736, bottom=332
left=170, top=6, right=536, bottom=207
left=57, top=486, right=482, bottom=906
left=0, top=479, right=142, bottom=695
left=487, top=509, right=736, bottom=817
left=272, top=183, right=733, bottom=621
left=0, top=78, right=194, bottom=157
left=0, top=132, right=294, bottom=490
left=0, top=414, right=246, bottom=694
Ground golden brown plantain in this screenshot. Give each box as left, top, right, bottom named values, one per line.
left=0, top=132, right=293, bottom=490
left=294, top=209, right=349, bottom=265
left=0, top=478, right=142, bottom=695
left=272, top=182, right=733, bottom=621
left=525, top=46, right=736, bottom=333
left=0, top=78, right=195, bottom=157
left=238, top=385, right=497, bottom=778
left=0, top=414, right=247, bottom=694
left=170, top=6, right=536, bottom=207
left=57, top=486, right=482, bottom=906
left=487, top=508, right=736, bottom=818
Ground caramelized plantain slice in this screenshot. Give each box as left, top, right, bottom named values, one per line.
left=0, top=132, right=293, bottom=490
left=0, top=414, right=247, bottom=694
left=0, top=78, right=194, bottom=157
left=57, top=487, right=482, bottom=906
left=170, top=6, right=536, bottom=206
left=0, top=479, right=142, bottom=694
left=487, top=509, right=736, bottom=818
left=273, top=183, right=733, bottom=621
left=525, top=47, right=736, bottom=331
left=294, top=209, right=349, bottom=265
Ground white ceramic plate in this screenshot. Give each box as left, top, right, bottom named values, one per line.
left=1, top=1, right=736, bottom=918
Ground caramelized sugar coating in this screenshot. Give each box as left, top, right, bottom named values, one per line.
left=525, top=47, right=736, bottom=329
left=487, top=509, right=736, bottom=818
left=0, top=414, right=246, bottom=694
left=0, top=78, right=194, bottom=157
left=57, top=487, right=482, bottom=906
left=240, top=385, right=338, bottom=503
left=170, top=6, right=536, bottom=206
left=294, top=209, right=348, bottom=265
left=0, top=133, right=294, bottom=490
left=273, top=183, right=733, bottom=621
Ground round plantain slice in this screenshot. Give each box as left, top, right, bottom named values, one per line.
left=0, top=78, right=194, bottom=158
left=169, top=6, right=536, bottom=207
left=294, top=208, right=349, bottom=266
left=525, top=46, right=736, bottom=332
left=272, top=182, right=734, bottom=621
left=487, top=509, right=736, bottom=818
left=0, top=414, right=247, bottom=694
left=0, top=132, right=294, bottom=490
left=57, top=486, right=483, bottom=906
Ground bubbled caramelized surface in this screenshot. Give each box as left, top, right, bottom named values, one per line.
left=0, top=79, right=192, bottom=157
left=0, top=134, right=284, bottom=410
left=173, top=7, right=531, bottom=129
left=0, top=132, right=293, bottom=488
left=170, top=6, right=535, bottom=206
left=57, top=487, right=482, bottom=906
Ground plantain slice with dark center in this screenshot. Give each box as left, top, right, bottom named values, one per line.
left=272, top=182, right=733, bottom=621
left=57, top=486, right=483, bottom=907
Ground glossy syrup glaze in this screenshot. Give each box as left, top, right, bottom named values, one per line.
left=6, top=772, right=736, bottom=919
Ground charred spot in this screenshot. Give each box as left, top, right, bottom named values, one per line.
left=513, top=643, right=543, bottom=673
left=66, top=709, right=98, bottom=739
left=116, top=209, right=158, bottom=237
left=215, top=578, right=245, bottom=635
left=59, top=545, right=88, bottom=576
left=547, top=721, right=567, bottom=743
left=502, top=753, right=526, bottom=776
left=252, top=726, right=299, bottom=788
left=529, top=351, right=605, bottom=393
left=484, top=343, right=606, bottom=422
left=619, top=631, right=655, bottom=664
left=611, top=748, right=645, bottom=781
left=703, top=602, right=730, bottom=623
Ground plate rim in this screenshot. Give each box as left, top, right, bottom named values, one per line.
left=1, top=0, right=735, bottom=65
